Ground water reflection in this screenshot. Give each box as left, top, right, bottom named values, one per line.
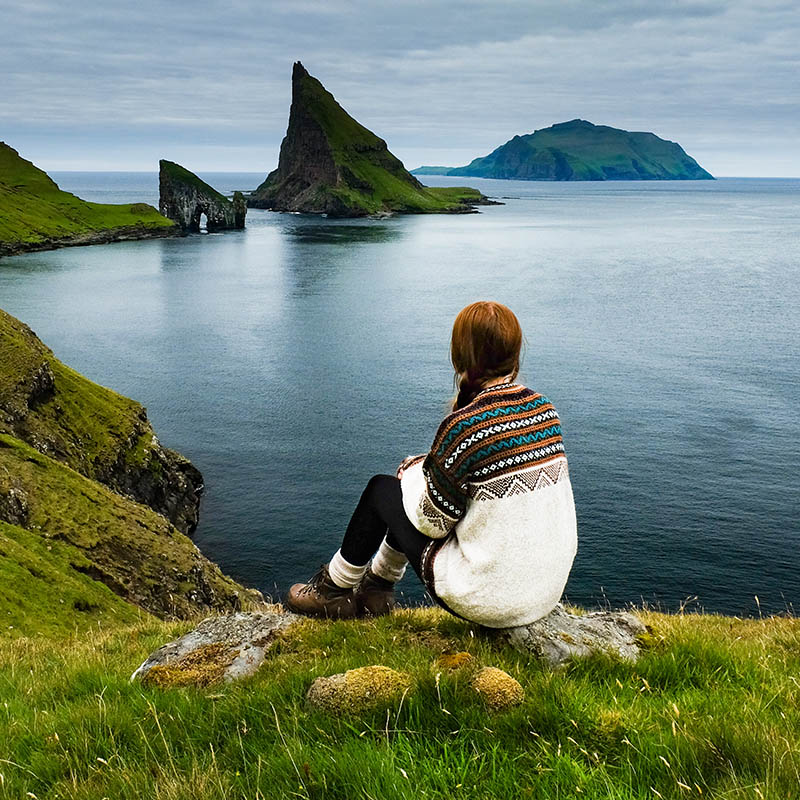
left=280, top=218, right=405, bottom=245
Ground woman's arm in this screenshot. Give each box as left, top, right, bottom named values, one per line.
left=396, top=453, right=426, bottom=479
left=398, top=414, right=469, bottom=538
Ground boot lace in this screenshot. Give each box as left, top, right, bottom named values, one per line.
left=297, top=565, right=330, bottom=597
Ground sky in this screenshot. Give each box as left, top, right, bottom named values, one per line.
left=1, top=0, right=798, bottom=176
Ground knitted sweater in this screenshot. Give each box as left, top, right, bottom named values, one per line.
left=400, top=382, right=577, bottom=628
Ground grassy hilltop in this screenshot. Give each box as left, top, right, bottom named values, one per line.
left=0, top=142, right=175, bottom=256
left=0, top=607, right=798, bottom=798
left=248, top=63, right=491, bottom=216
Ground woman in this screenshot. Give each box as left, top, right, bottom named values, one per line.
left=285, top=301, right=577, bottom=628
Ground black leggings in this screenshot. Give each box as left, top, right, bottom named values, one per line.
left=340, top=474, right=432, bottom=581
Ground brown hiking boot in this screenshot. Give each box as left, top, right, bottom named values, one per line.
left=355, top=568, right=396, bottom=617
left=284, top=564, right=357, bottom=619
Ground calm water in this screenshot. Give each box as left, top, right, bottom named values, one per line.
left=2, top=173, right=798, bottom=615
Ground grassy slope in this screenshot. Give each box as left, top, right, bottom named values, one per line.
left=290, top=69, right=484, bottom=214
left=0, top=308, right=155, bottom=481
left=0, top=607, right=797, bottom=798
left=0, top=520, right=145, bottom=637
left=428, top=120, right=713, bottom=181
left=0, top=142, right=174, bottom=249
left=0, top=433, right=255, bottom=622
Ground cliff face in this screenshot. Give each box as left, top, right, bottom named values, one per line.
left=414, top=119, right=714, bottom=181
left=159, top=160, right=246, bottom=233
left=0, top=142, right=177, bottom=257
left=0, top=309, right=202, bottom=534
left=0, top=307, right=265, bottom=622
left=248, top=63, right=492, bottom=216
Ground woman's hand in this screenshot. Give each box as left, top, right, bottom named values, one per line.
left=396, top=454, right=425, bottom=479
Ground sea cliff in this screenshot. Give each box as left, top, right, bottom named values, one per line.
left=0, top=307, right=264, bottom=626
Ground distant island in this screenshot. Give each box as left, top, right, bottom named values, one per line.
left=0, top=142, right=177, bottom=257
left=412, top=119, right=714, bottom=181
left=247, top=62, right=496, bottom=217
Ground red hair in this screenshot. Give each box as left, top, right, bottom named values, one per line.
left=450, top=301, right=523, bottom=411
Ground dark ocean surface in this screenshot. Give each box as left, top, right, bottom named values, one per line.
left=2, top=173, right=798, bottom=615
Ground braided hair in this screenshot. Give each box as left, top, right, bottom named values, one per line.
left=450, top=301, right=523, bottom=411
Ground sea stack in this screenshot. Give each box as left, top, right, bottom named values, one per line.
left=159, top=160, right=246, bottom=233
left=247, top=62, right=492, bottom=217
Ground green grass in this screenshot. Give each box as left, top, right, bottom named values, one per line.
left=0, top=142, right=174, bottom=251
left=0, top=607, right=797, bottom=798
left=0, top=521, right=145, bottom=637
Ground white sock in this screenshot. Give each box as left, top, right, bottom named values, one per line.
left=370, top=537, right=408, bottom=584
left=328, top=549, right=368, bottom=588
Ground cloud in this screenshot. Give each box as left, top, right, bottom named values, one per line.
left=1, top=0, right=797, bottom=174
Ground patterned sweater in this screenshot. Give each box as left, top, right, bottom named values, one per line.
left=400, top=382, right=577, bottom=628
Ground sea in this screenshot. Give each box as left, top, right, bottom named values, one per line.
left=1, top=172, right=798, bottom=616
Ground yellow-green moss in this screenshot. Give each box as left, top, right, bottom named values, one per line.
left=306, top=665, right=412, bottom=713
left=142, top=644, right=239, bottom=688
left=471, top=666, right=525, bottom=711
left=436, top=651, right=476, bottom=672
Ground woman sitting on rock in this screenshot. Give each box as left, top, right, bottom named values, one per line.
left=286, top=300, right=577, bottom=628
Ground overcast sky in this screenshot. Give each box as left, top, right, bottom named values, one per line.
left=2, top=0, right=797, bottom=176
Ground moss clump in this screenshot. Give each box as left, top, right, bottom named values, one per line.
left=306, top=665, right=412, bottom=714
left=471, top=666, right=525, bottom=711
left=0, top=142, right=174, bottom=254
left=436, top=651, right=476, bottom=672
left=142, top=644, right=239, bottom=688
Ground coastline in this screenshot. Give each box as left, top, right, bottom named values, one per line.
left=0, top=222, right=180, bottom=258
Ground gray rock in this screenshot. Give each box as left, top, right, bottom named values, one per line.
left=130, top=610, right=298, bottom=684
left=159, top=160, right=245, bottom=233
left=496, top=604, right=648, bottom=667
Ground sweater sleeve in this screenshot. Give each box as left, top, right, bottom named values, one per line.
left=399, top=413, right=469, bottom=538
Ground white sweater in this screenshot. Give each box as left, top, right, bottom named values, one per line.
left=400, top=383, right=577, bottom=628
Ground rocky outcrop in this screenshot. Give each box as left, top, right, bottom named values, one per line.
left=159, top=160, right=245, bottom=233
left=131, top=610, right=296, bottom=684
left=495, top=604, right=647, bottom=666
left=248, top=62, right=494, bottom=217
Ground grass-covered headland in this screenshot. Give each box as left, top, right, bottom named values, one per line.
left=0, top=606, right=797, bottom=799
left=0, top=142, right=176, bottom=256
